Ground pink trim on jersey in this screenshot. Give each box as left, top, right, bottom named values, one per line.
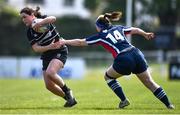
left=123, top=27, right=132, bottom=35
left=124, top=31, right=131, bottom=35
left=97, top=41, right=118, bottom=58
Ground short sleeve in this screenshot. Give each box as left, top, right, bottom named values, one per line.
left=122, top=26, right=132, bottom=35
left=85, top=34, right=101, bottom=45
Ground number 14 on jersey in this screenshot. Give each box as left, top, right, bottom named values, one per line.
left=106, top=30, right=125, bottom=43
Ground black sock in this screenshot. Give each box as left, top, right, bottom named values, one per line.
left=107, top=79, right=126, bottom=101
left=153, top=87, right=171, bottom=107
left=61, top=84, right=70, bottom=94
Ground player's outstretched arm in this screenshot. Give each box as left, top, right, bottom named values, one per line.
left=39, top=16, right=56, bottom=25
left=59, top=39, right=88, bottom=46
left=129, top=27, right=154, bottom=40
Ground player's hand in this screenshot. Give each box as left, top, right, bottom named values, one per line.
left=145, top=33, right=154, bottom=40
left=59, top=39, right=66, bottom=46
left=48, top=39, right=61, bottom=50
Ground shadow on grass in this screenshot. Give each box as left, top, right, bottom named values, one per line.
left=78, top=106, right=165, bottom=111
left=0, top=106, right=165, bottom=111
left=0, top=106, right=64, bottom=110
left=79, top=107, right=119, bottom=110
left=1, top=106, right=118, bottom=111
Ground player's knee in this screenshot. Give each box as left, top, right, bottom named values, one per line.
left=104, top=74, right=108, bottom=81
left=45, top=69, right=56, bottom=78
left=104, top=72, right=115, bottom=81
left=45, top=82, right=52, bottom=91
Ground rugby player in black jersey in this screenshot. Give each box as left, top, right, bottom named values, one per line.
left=20, top=6, right=77, bottom=107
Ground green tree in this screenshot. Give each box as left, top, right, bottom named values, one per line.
left=0, top=6, right=31, bottom=56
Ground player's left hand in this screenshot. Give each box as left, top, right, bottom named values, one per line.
left=145, top=33, right=154, bottom=40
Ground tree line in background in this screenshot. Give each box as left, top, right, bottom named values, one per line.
left=0, top=0, right=179, bottom=56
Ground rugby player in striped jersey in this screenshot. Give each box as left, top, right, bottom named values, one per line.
left=20, top=6, right=77, bottom=107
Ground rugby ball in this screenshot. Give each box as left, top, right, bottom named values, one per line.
left=32, top=19, right=49, bottom=33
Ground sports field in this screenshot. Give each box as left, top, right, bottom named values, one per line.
left=0, top=64, right=180, bottom=114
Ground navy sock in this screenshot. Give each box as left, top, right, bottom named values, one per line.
left=153, top=87, right=171, bottom=107
left=107, top=79, right=126, bottom=101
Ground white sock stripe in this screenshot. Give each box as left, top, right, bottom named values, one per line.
left=111, top=83, right=119, bottom=89
left=156, top=90, right=164, bottom=97
left=111, top=82, right=118, bottom=88
left=111, top=84, right=121, bottom=91
left=158, top=92, right=166, bottom=99
left=112, top=85, right=120, bottom=91
left=106, top=79, right=114, bottom=84
left=157, top=91, right=165, bottom=99
left=159, top=94, right=166, bottom=99
left=111, top=84, right=118, bottom=90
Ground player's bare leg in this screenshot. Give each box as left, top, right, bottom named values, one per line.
left=136, top=69, right=174, bottom=109
left=43, top=71, right=65, bottom=97
left=45, top=59, right=77, bottom=107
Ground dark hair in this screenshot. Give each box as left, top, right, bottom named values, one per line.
left=20, top=6, right=46, bottom=18
left=96, top=11, right=122, bottom=29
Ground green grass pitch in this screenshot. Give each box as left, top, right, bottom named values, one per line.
left=0, top=64, right=180, bottom=114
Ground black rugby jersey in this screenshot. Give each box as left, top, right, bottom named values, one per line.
left=26, top=20, right=68, bottom=59
left=27, top=23, right=61, bottom=46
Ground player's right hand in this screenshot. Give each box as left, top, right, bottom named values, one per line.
left=58, top=39, right=66, bottom=46
left=48, top=39, right=61, bottom=50
left=145, top=32, right=154, bottom=40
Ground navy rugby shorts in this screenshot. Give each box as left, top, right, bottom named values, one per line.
left=113, top=48, right=148, bottom=75
left=41, top=47, right=68, bottom=71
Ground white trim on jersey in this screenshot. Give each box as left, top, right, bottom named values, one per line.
left=86, top=38, right=101, bottom=44
left=39, top=33, right=59, bottom=45
left=122, top=27, right=133, bottom=46
left=122, top=27, right=132, bottom=33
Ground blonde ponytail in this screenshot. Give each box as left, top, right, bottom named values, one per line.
left=104, top=11, right=122, bottom=21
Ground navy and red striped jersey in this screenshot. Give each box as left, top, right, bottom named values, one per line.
left=85, top=25, right=134, bottom=58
